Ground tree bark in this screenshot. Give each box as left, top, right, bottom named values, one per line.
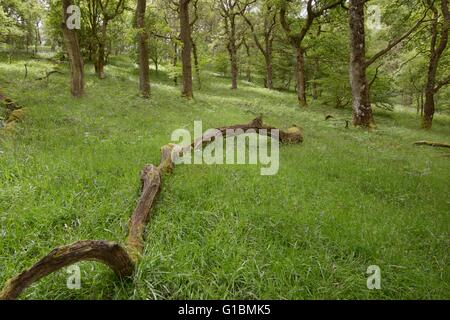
left=243, top=40, right=252, bottom=82
left=136, top=0, right=150, bottom=98
left=265, top=54, right=273, bottom=90
left=61, top=0, right=84, bottom=97
left=173, top=42, right=178, bottom=85
left=95, top=23, right=108, bottom=79
left=228, top=19, right=239, bottom=90
left=229, top=45, right=238, bottom=89
left=180, top=0, right=194, bottom=98
left=312, top=57, right=320, bottom=100
left=222, top=8, right=239, bottom=90
left=191, top=37, right=201, bottom=88
left=348, top=0, right=374, bottom=127
left=295, top=45, right=307, bottom=107
left=422, top=0, right=449, bottom=129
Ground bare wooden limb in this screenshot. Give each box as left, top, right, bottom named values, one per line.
left=0, top=241, right=134, bottom=300
left=413, top=141, right=450, bottom=148
left=0, top=117, right=303, bottom=300
left=189, top=116, right=303, bottom=151
left=126, top=165, right=161, bottom=261
left=159, top=144, right=176, bottom=173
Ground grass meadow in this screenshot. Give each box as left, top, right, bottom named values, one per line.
left=0, top=53, right=449, bottom=299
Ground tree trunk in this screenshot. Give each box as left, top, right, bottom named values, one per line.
left=266, top=55, right=273, bottom=90
left=228, top=16, right=238, bottom=90
left=295, top=45, right=307, bottom=107
left=312, top=57, right=320, bottom=100
left=422, top=0, right=449, bottom=129
left=61, top=0, right=84, bottom=97
left=348, top=0, right=374, bottom=127
left=96, top=23, right=108, bottom=79
left=180, top=0, right=193, bottom=98
left=244, top=41, right=251, bottom=82
left=229, top=45, right=238, bottom=90
left=420, top=89, right=424, bottom=117
left=422, top=84, right=436, bottom=129
left=173, top=42, right=178, bottom=85
left=136, top=0, right=150, bottom=98
left=192, top=37, right=201, bottom=88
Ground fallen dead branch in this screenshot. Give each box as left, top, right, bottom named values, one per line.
left=35, top=70, right=63, bottom=81
left=0, top=117, right=302, bottom=300
left=413, top=141, right=450, bottom=149
left=0, top=241, right=135, bottom=300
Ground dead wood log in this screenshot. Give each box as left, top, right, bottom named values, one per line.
left=126, top=165, right=161, bottom=261
left=0, top=241, right=134, bottom=300
left=0, top=117, right=302, bottom=300
left=0, top=165, right=162, bottom=300
left=186, top=116, right=303, bottom=153
left=413, top=141, right=450, bottom=149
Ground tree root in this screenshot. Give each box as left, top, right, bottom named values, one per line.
left=0, top=117, right=302, bottom=300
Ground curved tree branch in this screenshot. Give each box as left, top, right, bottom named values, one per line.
left=0, top=241, right=134, bottom=300
left=0, top=117, right=303, bottom=300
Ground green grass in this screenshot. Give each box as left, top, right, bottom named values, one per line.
left=0, top=53, right=449, bottom=299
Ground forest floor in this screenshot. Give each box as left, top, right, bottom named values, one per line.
left=0, top=53, right=449, bottom=299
